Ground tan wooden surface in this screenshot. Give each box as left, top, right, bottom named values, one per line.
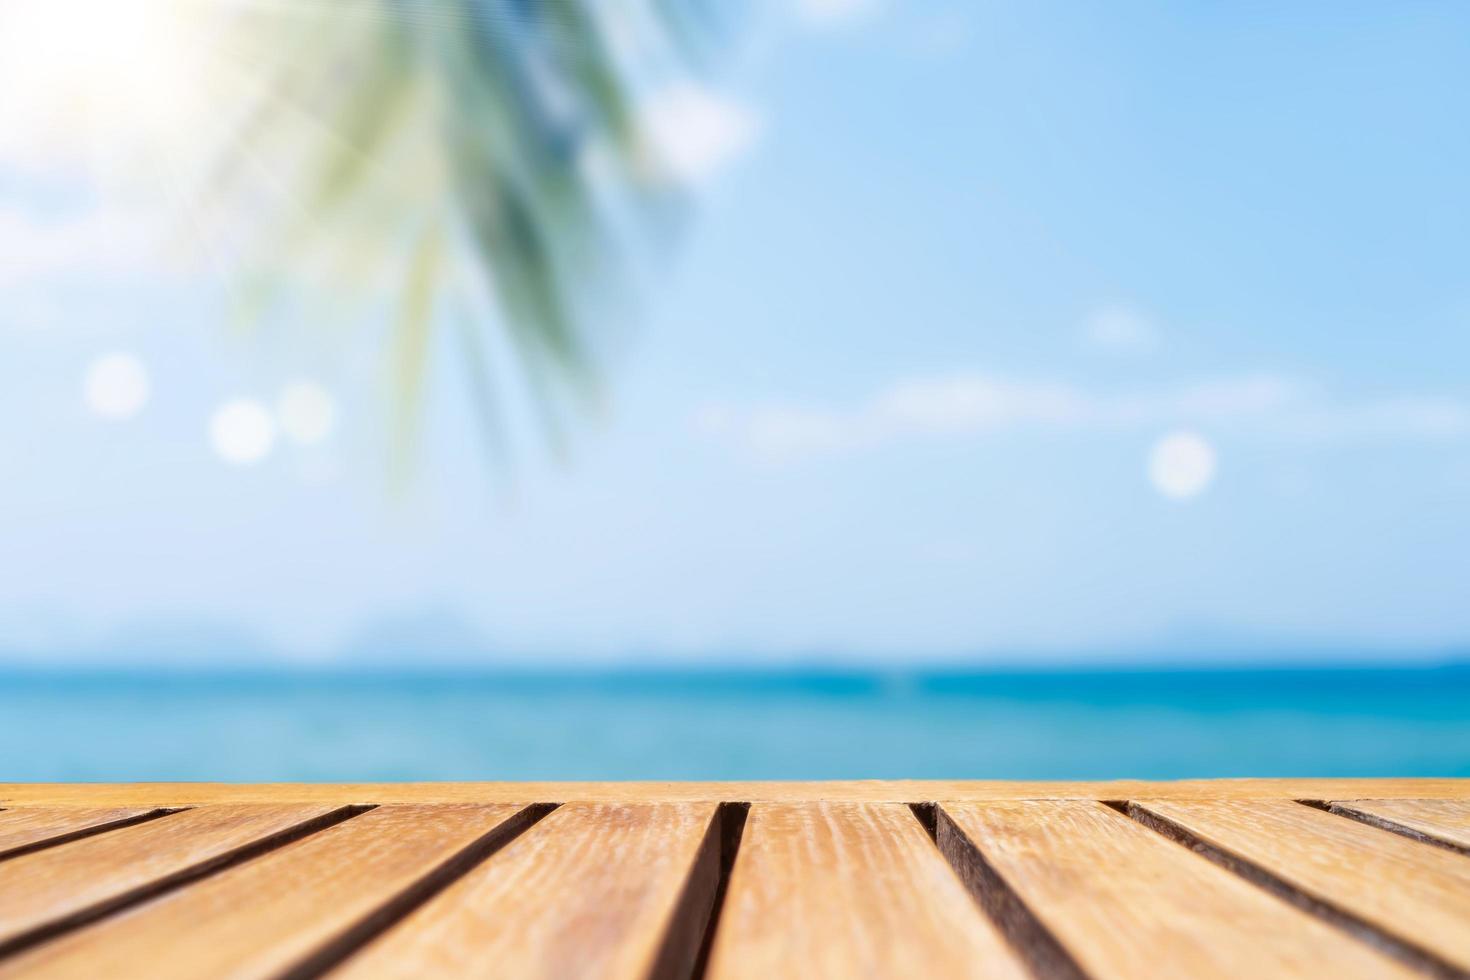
left=1328, top=798, right=1470, bottom=851
left=939, top=800, right=1414, bottom=979
left=0, top=808, right=158, bottom=859
left=4, top=777, right=1470, bottom=806
left=333, top=802, right=719, bottom=979
left=0, top=805, right=526, bottom=980
left=707, top=803, right=1027, bottom=980
left=0, top=804, right=341, bottom=954
left=1138, top=798, right=1470, bottom=972
left=0, top=782, right=1466, bottom=978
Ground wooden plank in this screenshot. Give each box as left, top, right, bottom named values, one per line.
left=1327, top=798, right=1470, bottom=852
left=0, top=804, right=345, bottom=955
left=0, top=804, right=530, bottom=980
left=707, top=803, right=1027, bottom=980
left=939, top=801, right=1415, bottom=979
left=1136, top=799, right=1470, bottom=973
left=2, top=778, right=1468, bottom=806
left=331, top=803, right=719, bottom=979
left=0, top=808, right=162, bottom=860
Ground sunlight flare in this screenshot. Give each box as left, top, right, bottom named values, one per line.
left=0, top=0, right=212, bottom=150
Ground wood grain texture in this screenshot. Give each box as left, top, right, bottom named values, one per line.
left=940, top=801, right=1415, bottom=980
left=0, top=788, right=1464, bottom=978
left=332, top=803, right=719, bottom=980
left=0, top=804, right=342, bottom=954
left=1328, top=798, right=1470, bottom=852
left=0, top=805, right=527, bottom=980
left=0, top=808, right=160, bottom=859
left=2, top=778, right=1468, bottom=806
left=706, top=803, right=1027, bottom=980
left=1137, top=799, right=1470, bottom=972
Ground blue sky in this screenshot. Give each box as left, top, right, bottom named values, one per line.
left=2, top=0, right=1470, bottom=663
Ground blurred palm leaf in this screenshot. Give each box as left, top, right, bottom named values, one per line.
left=211, top=0, right=728, bottom=462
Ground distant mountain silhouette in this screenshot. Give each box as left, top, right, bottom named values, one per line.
left=337, top=609, right=497, bottom=664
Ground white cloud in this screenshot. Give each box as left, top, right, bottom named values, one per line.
left=695, top=371, right=1470, bottom=461
left=0, top=204, right=160, bottom=288
left=637, top=84, right=761, bottom=185
left=693, top=401, right=855, bottom=456
left=3, top=291, right=63, bottom=331
left=1082, top=306, right=1159, bottom=354
left=875, top=375, right=1087, bottom=431
left=796, top=0, right=880, bottom=29
left=904, top=9, right=975, bottom=59
left=1283, top=397, right=1470, bottom=441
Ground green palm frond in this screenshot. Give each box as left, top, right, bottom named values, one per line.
left=212, top=0, right=721, bottom=460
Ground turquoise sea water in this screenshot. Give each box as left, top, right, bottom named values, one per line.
left=2, top=665, right=1467, bottom=782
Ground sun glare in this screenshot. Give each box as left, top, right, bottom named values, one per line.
left=0, top=0, right=211, bottom=161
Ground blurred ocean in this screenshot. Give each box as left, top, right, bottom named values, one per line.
left=2, top=665, right=1467, bottom=782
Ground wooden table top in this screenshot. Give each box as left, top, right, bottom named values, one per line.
left=0, top=780, right=1466, bottom=978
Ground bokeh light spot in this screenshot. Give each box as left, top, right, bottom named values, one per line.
left=1148, top=431, right=1216, bottom=500
left=83, top=352, right=149, bottom=420
left=277, top=381, right=337, bottom=446
left=210, top=399, right=275, bottom=466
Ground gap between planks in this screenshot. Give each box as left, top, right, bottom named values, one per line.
left=1300, top=799, right=1470, bottom=857
left=0, top=806, right=368, bottom=960
left=0, top=808, right=180, bottom=863
left=1116, top=801, right=1470, bottom=979
left=0, top=802, right=745, bottom=980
